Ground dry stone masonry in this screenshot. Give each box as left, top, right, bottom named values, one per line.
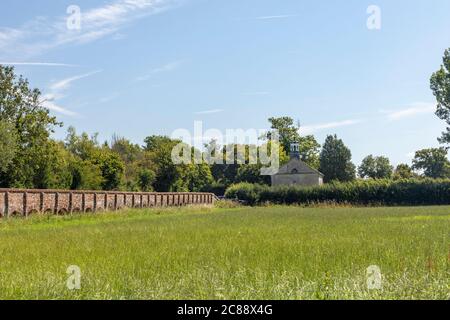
left=0, top=189, right=216, bottom=218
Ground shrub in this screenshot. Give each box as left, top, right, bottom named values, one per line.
left=202, top=182, right=228, bottom=196
left=225, top=179, right=450, bottom=206
left=224, top=183, right=269, bottom=205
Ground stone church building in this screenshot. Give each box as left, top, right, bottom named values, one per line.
left=271, top=143, right=324, bottom=187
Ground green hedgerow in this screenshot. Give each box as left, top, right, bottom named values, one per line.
left=225, top=179, right=450, bottom=206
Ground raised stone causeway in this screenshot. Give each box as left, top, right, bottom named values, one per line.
left=0, top=189, right=216, bottom=217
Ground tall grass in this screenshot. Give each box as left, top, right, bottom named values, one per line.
left=0, top=206, right=448, bottom=299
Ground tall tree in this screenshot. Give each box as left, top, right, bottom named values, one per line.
left=358, top=155, right=393, bottom=179
left=0, top=120, right=17, bottom=173
left=94, top=149, right=125, bottom=190
left=35, top=140, right=73, bottom=189
left=111, top=135, right=145, bottom=191
left=65, top=127, right=125, bottom=190
left=137, top=168, right=156, bottom=192
left=430, top=48, right=450, bottom=144
left=319, top=135, right=355, bottom=182
left=393, top=163, right=416, bottom=180
left=65, top=126, right=99, bottom=161
left=236, top=164, right=271, bottom=185
left=172, top=163, right=213, bottom=192
left=266, top=116, right=320, bottom=169
left=0, top=65, right=61, bottom=188
left=111, top=134, right=142, bottom=163
left=412, top=148, right=450, bottom=178
left=144, top=135, right=181, bottom=192
left=70, top=160, right=104, bottom=190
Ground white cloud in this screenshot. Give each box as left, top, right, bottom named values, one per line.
left=152, top=60, right=183, bottom=73
left=0, top=0, right=179, bottom=59
left=136, top=60, right=183, bottom=81
left=50, top=70, right=102, bottom=91
left=0, top=28, right=24, bottom=47
left=41, top=93, right=78, bottom=117
left=99, top=93, right=121, bottom=104
left=382, top=102, right=436, bottom=121
left=42, top=70, right=101, bottom=116
left=299, top=119, right=363, bottom=135
left=195, top=109, right=224, bottom=115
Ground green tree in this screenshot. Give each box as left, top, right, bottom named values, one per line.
left=64, top=126, right=99, bottom=160
left=319, top=135, right=355, bottom=182
left=208, top=144, right=241, bottom=186
left=137, top=168, right=156, bottom=192
left=412, top=148, right=450, bottom=178
left=236, top=164, right=271, bottom=185
left=358, top=155, right=393, bottom=179
left=430, top=48, right=450, bottom=144
left=93, top=149, right=125, bottom=190
left=266, top=117, right=300, bottom=152
left=65, top=128, right=125, bottom=190
left=393, top=163, right=416, bottom=180
left=0, top=120, right=17, bottom=173
left=144, top=135, right=176, bottom=152
left=144, top=136, right=215, bottom=192
left=178, top=163, right=214, bottom=192
left=36, top=141, right=73, bottom=189
left=111, top=135, right=147, bottom=191
left=70, top=160, right=104, bottom=190
left=111, top=134, right=142, bottom=163
left=144, top=135, right=183, bottom=191
left=266, top=116, right=320, bottom=169
left=0, top=65, right=61, bottom=188
left=206, top=140, right=284, bottom=187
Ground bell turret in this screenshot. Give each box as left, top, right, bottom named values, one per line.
left=290, top=143, right=300, bottom=160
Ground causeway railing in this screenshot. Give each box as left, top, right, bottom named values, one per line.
left=0, top=189, right=216, bottom=218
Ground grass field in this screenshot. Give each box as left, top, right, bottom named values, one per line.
left=0, top=205, right=449, bottom=300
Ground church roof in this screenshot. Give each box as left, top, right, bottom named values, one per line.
left=275, top=158, right=324, bottom=176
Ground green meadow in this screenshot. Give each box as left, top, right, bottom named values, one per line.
left=0, top=205, right=448, bottom=300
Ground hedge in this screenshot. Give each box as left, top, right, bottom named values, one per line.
left=224, top=179, right=450, bottom=206
left=201, top=182, right=228, bottom=196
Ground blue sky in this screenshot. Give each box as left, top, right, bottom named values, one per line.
left=1, top=0, right=450, bottom=166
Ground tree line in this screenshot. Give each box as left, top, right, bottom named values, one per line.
left=1, top=48, right=450, bottom=193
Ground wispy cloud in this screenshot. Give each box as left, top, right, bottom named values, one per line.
left=152, top=60, right=183, bottom=73
left=41, top=93, right=78, bottom=117
left=136, top=60, right=183, bottom=81
left=195, top=109, right=224, bottom=115
left=98, top=93, right=121, bottom=104
left=50, top=70, right=102, bottom=91
left=42, top=70, right=101, bottom=116
left=0, top=0, right=180, bottom=59
left=0, top=62, right=76, bottom=67
left=299, top=119, right=363, bottom=135
left=382, top=102, right=436, bottom=121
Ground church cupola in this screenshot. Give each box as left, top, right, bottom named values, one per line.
left=290, top=143, right=300, bottom=160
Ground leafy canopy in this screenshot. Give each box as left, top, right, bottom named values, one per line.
left=319, top=135, right=355, bottom=182
left=266, top=117, right=320, bottom=169
left=430, top=48, right=450, bottom=144
left=412, top=148, right=450, bottom=179
left=358, top=155, right=393, bottom=179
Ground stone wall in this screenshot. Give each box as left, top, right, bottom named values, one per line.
left=0, top=189, right=216, bottom=218
left=271, top=173, right=324, bottom=187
